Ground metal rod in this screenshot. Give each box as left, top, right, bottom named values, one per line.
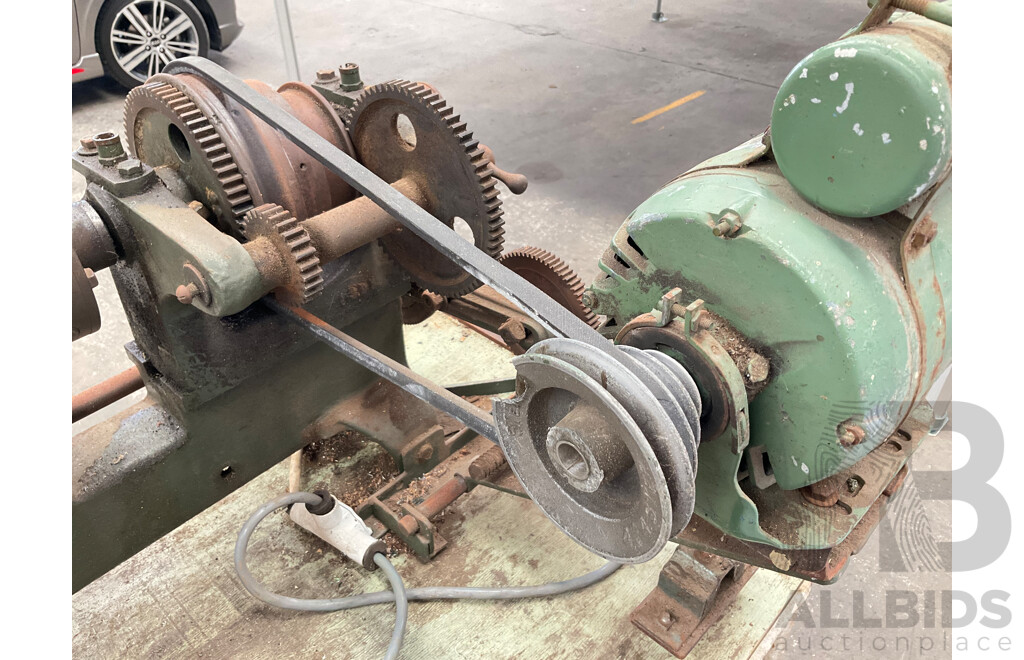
left=267, top=300, right=499, bottom=441
left=72, top=366, right=145, bottom=422
left=273, top=0, right=301, bottom=80
left=397, top=476, right=468, bottom=535
left=163, top=58, right=610, bottom=355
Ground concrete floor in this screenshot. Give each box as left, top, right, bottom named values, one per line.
left=72, top=0, right=952, bottom=656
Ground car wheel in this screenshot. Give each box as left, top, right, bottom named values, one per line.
left=96, top=0, right=210, bottom=89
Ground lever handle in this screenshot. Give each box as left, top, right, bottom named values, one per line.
left=480, top=144, right=528, bottom=195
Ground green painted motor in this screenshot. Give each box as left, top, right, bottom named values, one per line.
left=587, top=10, right=951, bottom=567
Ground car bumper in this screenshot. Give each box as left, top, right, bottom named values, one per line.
left=217, top=20, right=244, bottom=50
left=72, top=53, right=104, bottom=83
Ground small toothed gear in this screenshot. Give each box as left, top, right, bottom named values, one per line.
left=499, top=247, right=601, bottom=328
left=123, top=76, right=255, bottom=238
left=243, top=204, right=324, bottom=305
left=348, top=80, right=505, bottom=298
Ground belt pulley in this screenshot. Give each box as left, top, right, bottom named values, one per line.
left=162, top=57, right=704, bottom=563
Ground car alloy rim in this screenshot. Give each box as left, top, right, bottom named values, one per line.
left=110, top=0, right=200, bottom=82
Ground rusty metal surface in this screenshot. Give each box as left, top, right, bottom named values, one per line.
left=349, top=80, right=506, bottom=297
left=631, top=546, right=755, bottom=657
left=124, top=72, right=357, bottom=238
left=72, top=365, right=145, bottom=423
left=498, top=246, right=600, bottom=329
left=672, top=411, right=926, bottom=584
left=72, top=250, right=102, bottom=341
left=444, top=284, right=552, bottom=354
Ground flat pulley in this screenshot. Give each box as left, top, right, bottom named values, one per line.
left=123, top=73, right=356, bottom=238
left=493, top=337, right=701, bottom=563
left=348, top=81, right=505, bottom=297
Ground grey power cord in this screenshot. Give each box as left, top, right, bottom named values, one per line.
left=235, top=491, right=623, bottom=659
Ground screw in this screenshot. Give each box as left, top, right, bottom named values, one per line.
left=315, top=68, right=337, bottom=82
left=846, top=477, right=860, bottom=493
left=659, top=610, right=675, bottom=627
left=581, top=290, right=599, bottom=310
left=117, top=158, right=144, bottom=178
left=340, top=63, right=363, bottom=91
left=176, top=282, right=199, bottom=305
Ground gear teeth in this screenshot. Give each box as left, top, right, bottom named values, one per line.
left=123, top=79, right=255, bottom=236
left=243, top=204, right=324, bottom=304
left=500, top=247, right=600, bottom=328
left=347, top=79, right=507, bottom=297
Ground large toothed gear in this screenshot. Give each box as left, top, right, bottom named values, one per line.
left=243, top=204, right=324, bottom=305
left=348, top=80, right=505, bottom=297
left=499, top=247, right=601, bottom=328
left=123, top=78, right=255, bottom=237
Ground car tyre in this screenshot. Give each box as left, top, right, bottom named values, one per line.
left=96, top=0, right=210, bottom=89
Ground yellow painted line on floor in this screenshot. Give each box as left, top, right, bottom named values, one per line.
left=631, top=90, right=707, bottom=125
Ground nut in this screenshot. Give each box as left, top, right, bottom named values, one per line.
left=837, top=421, right=866, bottom=447
left=581, top=290, right=599, bottom=310
left=315, top=68, right=337, bottom=82
left=117, top=158, right=144, bottom=178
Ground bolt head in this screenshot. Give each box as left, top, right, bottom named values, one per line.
left=315, top=68, right=337, bottom=82
left=581, top=290, right=598, bottom=310
left=415, top=444, right=435, bottom=463
left=175, top=283, right=196, bottom=305
left=117, top=158, right=144, bottom=178
left=745, top=354, right=770, bottom=383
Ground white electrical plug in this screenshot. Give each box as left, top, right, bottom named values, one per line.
left=290, top=492, right=387, bottom=570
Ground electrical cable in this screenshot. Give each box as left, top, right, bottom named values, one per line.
left=234, top=491, right=623, bottom=658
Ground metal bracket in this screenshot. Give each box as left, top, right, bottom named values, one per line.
left=631, top=545, right=755, bottom=657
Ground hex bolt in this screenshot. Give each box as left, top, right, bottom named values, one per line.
left=837, top=421, right=866, bottom=447
left=176, top=282, right=200, bottom=305
left=498, top=318, right=527, bottom=345
left=846, top=477, right=861, bottom=493
left=711, top=211, right=743, bottom=238
left=340, top=63, right=363, bottom=91
left=94, top=131, right=127, bottom=167
left=78, top=136, right=98, bottom=156
left=581, top=290, right=599, bottom=311
left=415, top=443, right=435, bottom=463
left=315, top=68, right=337, bottom=83
left=117, top=158, right=144, bottom=178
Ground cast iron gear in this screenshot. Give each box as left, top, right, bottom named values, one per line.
left=499, top=247, right=600, bottom=328
left=123, top=77, right=255, bottom=237
left=243, top=203, right=324, bottom=305
left=348, top=80, right=505, bottom=297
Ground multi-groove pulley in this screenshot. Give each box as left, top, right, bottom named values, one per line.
left=493, top=338, right=702, bottom=563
